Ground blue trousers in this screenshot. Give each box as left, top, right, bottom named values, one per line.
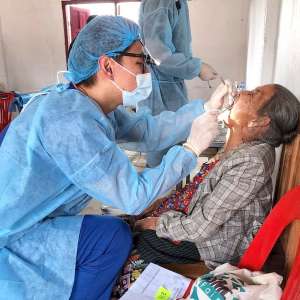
left=70, top=215, right=132, bottom=300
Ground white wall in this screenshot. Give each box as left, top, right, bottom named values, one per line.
left=187, top=0, right=250, bottom=100
left=246, top=0, right=300, bottom=193
left=247, top=0, right=300, bottom=99
left=0, top=0, right=66, bottom=92
left=0, top=0, right=249, bottom=96
left=274, top=0, right=300, bottom=97
left=246, top=0, right=281, bottom=89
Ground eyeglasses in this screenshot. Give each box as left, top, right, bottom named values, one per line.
left=114, top=51, right=156, bottom=73
left=221, top=90, right=256, bottom=113
left=220, top=92, right=240, bottom=113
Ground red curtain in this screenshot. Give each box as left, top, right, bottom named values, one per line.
left=70, top=6, right=90, bottom=40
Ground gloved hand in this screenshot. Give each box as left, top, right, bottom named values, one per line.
left=204, top=80, right=231, bottom=111
left=184, top=111, right=219, bottom=157
left=199, top=63, right=218, bottom=81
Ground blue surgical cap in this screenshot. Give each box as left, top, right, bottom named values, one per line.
left=66, top=16, right=140, bottom=84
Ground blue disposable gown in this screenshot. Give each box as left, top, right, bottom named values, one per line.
left=138, top=0, right=202, bottom=115
left=0, top=86, right=204, bottom=299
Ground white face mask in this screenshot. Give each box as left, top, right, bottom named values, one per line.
left=111, top=62, right=152, bottom=108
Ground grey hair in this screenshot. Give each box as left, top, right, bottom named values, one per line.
left=258, top=84, right=300, bottom=147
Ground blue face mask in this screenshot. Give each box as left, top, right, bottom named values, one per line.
left=111, top=63, right=152, bottom=108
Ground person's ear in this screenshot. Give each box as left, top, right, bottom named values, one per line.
left=99, top=56, right=113, bottom=79
left=248, top=115, right=270, bottom=128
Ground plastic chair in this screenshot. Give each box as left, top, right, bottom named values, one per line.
left=238, top=185, right=300, bottom=300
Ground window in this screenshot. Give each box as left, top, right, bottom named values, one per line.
left=62, top=0, right=141, bottom=57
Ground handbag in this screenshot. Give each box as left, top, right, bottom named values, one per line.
left=188, top=263, right=282, bottom=300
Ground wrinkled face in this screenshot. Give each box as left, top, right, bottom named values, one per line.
left=227, top=84, right=276, bottom=128
left=110, top=41, right=148, bottom=92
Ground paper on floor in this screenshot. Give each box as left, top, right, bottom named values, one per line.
left=120, top=263, right=191, bottom=300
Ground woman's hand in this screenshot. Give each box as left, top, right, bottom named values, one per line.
left=135, top=217, right=159, bottom=231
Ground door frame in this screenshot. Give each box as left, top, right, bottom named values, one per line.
left=61, top=0, right=141, bottom=57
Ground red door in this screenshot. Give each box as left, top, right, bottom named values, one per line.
left=70, top=6, right=90, bottom=40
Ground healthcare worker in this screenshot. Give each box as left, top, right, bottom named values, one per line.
left=0, top=16, right=227, bottom=300
left=138, top=0, right=219, bottom=166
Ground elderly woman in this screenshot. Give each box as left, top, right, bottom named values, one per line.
left=122, top=84, right=299, bottom=278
